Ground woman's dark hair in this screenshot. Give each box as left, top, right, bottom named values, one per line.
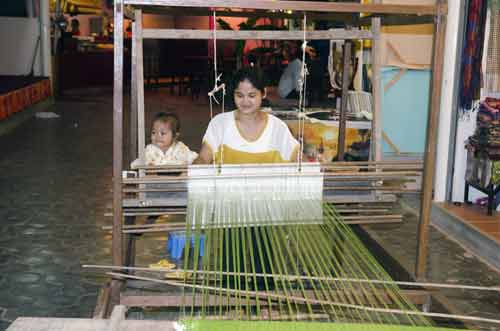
left=232, top=67, right=267, bottom=94
left=153, top=112, right=180, bottom=137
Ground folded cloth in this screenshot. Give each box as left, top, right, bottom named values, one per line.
left=149, top=259, right=176, bottom=270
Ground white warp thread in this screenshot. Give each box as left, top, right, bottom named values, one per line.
left=187, top=164, right=324, bottom=228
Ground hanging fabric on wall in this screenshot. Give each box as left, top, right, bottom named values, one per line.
left=490, top=0, right=500, bottom=11
left=459, top=0, right=489, bottom=111
left=486, top=9, right=500, bottom=92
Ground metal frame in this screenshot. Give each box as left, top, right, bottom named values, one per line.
left=112, top=0, right=448, bottom=305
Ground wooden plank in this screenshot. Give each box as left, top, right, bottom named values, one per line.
left=112, top=0, right=125, bottom=304
left=124, top=0, right=440, bottom=16
left=416, top=0, right=447, bottom=281
left=143, top=28, right=373, bottom=40
left=337, top=40, right=352, bottom=161
left=7, top=318, right=108, bottom=331
left=6, top=317, right=177, bottom=331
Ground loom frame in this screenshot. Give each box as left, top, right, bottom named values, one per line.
left=109, top=0, right=448, bottom=318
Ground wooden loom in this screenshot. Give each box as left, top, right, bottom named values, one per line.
left=101, top=0, right=468, bottom=329
left=6, top=1, right=500, bottom=330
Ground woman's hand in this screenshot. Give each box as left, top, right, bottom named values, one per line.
left=193, top=143, right=213, bottom=164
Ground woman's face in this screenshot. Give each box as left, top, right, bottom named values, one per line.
left=234, top=79, right=264, bottom=115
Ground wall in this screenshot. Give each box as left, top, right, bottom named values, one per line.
left=143, top=14, right=174, bottom=29
left=0, top=17, right=41, bottom=76
left=434, top=0, right=463, bottom=202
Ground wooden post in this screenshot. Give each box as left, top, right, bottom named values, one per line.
left=111, top=0, right=124, bottom=304
left=416, top=0, right=447, bottom=280
left=135, top=10, right=146, bottom=163
left=337, top=40, right=352, bottom=161
left=130, top=20, right=138, bottom=162
left=370, top=13, right=382, bottom=161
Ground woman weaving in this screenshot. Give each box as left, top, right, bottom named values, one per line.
left=195, top=67, right=300, bottom=164
left=194, top=68, right=301, bottom=290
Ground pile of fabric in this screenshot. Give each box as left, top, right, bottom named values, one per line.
left=468, top=98, right=500, bottom=159
left=466, top=98, right=500, bottom=185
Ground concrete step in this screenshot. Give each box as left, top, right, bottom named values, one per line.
left=402, top=195, right=500, bottom=271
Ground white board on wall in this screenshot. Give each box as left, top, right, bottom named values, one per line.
left=0, top=17, right=40, bottom=76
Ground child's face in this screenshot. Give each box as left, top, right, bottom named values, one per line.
left=151, top=120, right=175, bottom=152
left=234, top=79, right=264, bottom=116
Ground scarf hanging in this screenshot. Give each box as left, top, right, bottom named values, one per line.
left=459, top=0, right=489, bottom=111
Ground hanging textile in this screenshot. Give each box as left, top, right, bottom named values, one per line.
left=486, top=8, right=500, bottom=92
left=490, top=0, right=500, bottom=11
left=459, top=0, right=488, bottom=111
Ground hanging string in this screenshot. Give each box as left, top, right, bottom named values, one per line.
left=207, top=11, right=226, bottom=169
left=297, top=13, right=309, bottom=171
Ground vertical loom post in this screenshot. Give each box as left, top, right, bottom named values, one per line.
left=136, top=10, right=145, bottom=163
left=371, top=10, right=382, bottom=161
left=130, top=18, right=138, bottom=161
left=337, top=40, right=352, bottom=161
left=112, top=0, right=124, bottom=304
left=416, top=0, right=447, bottom=280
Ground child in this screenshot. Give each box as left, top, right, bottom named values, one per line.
left=145, top=112, right=198, bottom=165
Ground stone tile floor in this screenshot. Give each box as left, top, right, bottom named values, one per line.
left=363, top=199, right=500, bottom=330
left=0, top=88, right=499, bottom=330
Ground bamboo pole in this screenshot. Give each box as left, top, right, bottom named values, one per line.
left=83, top=265, right=500, bottom=293
left=416, top=0, right=447, bottom=281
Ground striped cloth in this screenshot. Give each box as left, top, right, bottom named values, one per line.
left=459, top=0, right=488, bottom=110
left=486, top=9, right=500, bottom=93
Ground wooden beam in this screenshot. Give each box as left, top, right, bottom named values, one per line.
left=138, top=6, right=437, bottom=26
left=120, top=289, right=430, bottom=307
left=143, top=28, right=372, bottom=40
left=112, top=0, right=125, bottom=305
left=416, top=0, right=447, bottom=281
left=140, top=6, right=360, bottom=23
left=124, top=0, right=440, bottom=16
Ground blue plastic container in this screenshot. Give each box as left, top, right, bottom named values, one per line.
left=167, top=231, right=205, bottom=260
